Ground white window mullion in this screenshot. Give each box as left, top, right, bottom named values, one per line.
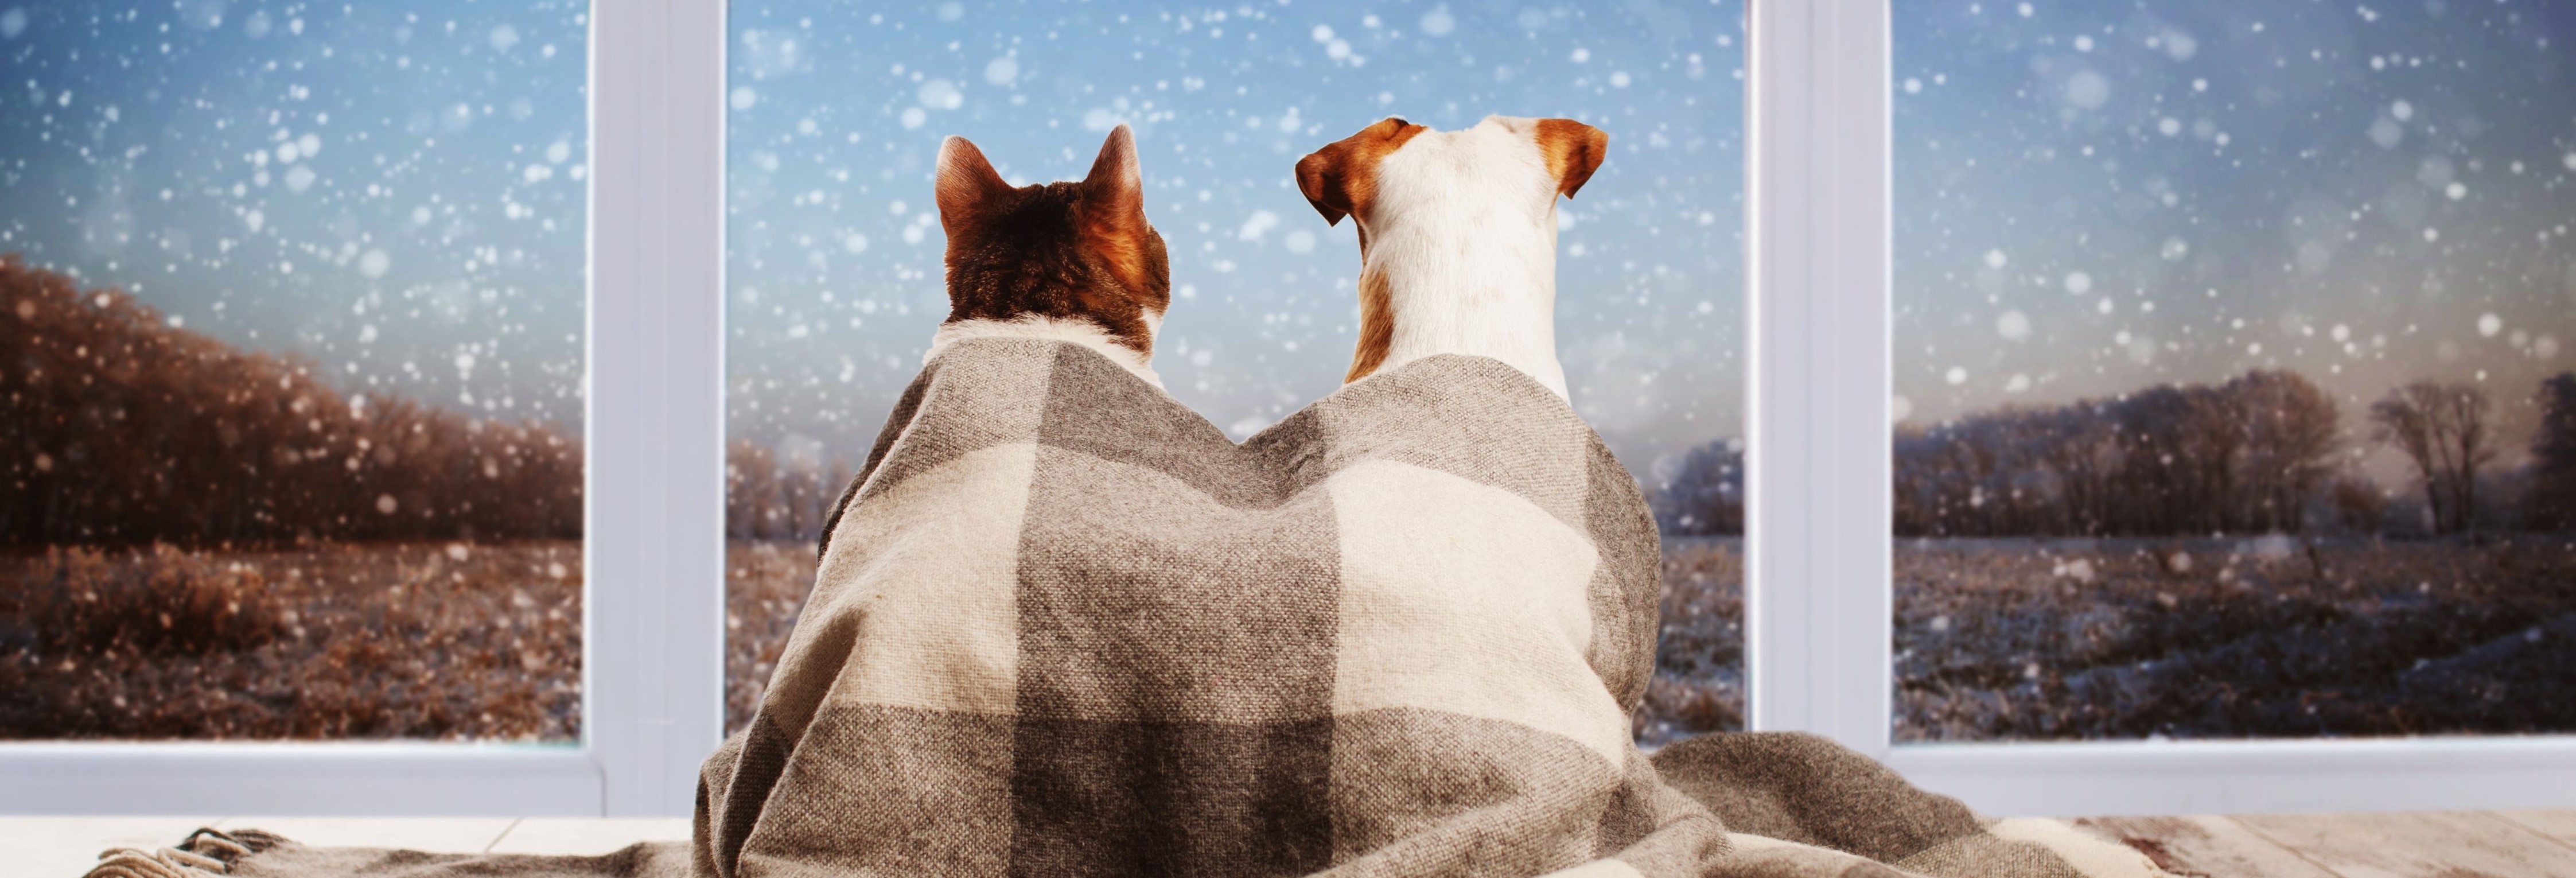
left=1745, top=0, right=1896, bottom=757
left=586, top=0, right=729, bottom=817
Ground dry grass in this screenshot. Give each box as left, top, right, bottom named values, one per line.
left=0, top=540, right=581, bottom=740
left=1636, top=537, right=1745, bottom=745
left=75, top=533, right=2537, bottom=746
left=1895, top=536, right=2576, bottom=740
left=726, top=541, right=819, bottom=735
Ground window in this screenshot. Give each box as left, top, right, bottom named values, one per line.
left=2, top=2, right=588, bottom=741
left=11, top=0, right=2572, bottom=821
left=1891, top=0, right=2576, bottom=743
left=722, top=1, right=1749, bottom=744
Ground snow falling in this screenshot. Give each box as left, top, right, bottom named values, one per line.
left=723, top=2, right=1748, bottom=486
left=1894, top=2, right=2576, bottom=485
left=0, top=3, right=590, bottom=428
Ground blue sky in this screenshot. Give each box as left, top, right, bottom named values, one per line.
left=1894, top=0, right=2576, bottom=470
left=0, top=2, right=589, bottom=425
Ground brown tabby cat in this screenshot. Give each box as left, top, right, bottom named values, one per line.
left=925, top=124, right=1172, bottom=387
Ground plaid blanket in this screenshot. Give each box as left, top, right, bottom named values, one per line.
left=88, top=339, right=2168, bottom=878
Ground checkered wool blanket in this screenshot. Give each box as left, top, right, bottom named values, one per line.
left=87, top=339, right=2169, bottom=878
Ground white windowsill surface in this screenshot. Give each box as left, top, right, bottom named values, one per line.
left=3, top=816, right=694, bottom=877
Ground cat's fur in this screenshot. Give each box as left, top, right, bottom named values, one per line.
left=928, top=125, right=1171, bottom=387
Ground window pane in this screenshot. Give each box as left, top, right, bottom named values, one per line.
left=2, top=4, right=589, bottom=740
left=1894, top=1, right=2576, bottom=740
left=724, top=2, right=1746, bottom=744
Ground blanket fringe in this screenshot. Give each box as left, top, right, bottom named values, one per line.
left=82, top=828, right=285, bottom=878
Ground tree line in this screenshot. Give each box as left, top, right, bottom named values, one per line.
left=725, top=440, right=850, bottom=543
left=2, top=257, right=581, bottom=545
left=1654, top=368, right=2576, bottom=538
left=18, top=255, right=2570, bottom=546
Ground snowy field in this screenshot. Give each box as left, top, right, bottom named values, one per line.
left=1637, top=537, right=1745, bottom=745
left=11, top=533, right=2563, bottom=744
left=734, top=533, right=2576, bottom=745
left=1894, top=535, right=2576, bottom=741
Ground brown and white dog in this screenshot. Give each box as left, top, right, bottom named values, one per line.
left=927, top=125, right=1171, bottom=387
left=1295, top=115, right=1608, bottom=401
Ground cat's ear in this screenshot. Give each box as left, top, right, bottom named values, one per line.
left=1076, top=125, right=1155, bottom=293
left=1295, top=117, right=1425, bottom=227
left=936, top=135, right=1012, bottom=239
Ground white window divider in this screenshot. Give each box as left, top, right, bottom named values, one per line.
left=0, top=0, right=727, bottom=818
left=1746, top=0, right=2576, bottom=818
left=585, top=0, right=729, bottom=818
left=1745, top=0, right=1896, bottom=757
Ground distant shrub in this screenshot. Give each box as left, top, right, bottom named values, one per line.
left=24, top=545, right=279, bottom=655
left=1, top=256, right=581, bottom=545
left=1650, top=440, right=1743, bottom=537
left=2327, top=475, right=2391, bottom=535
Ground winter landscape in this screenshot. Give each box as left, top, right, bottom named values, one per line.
left=1, top=259, right=585, bottom=740
left=2, top=0, right=590, bottom=741
left=7, top=0, right=2574, bottom=747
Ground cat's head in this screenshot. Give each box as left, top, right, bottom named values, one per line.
left=934, top=125, right=1170, bottom=359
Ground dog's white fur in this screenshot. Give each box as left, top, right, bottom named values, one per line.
left=1359, top=116, right=1575, bottom=400
left=925, top=313, right=1164, bottom=389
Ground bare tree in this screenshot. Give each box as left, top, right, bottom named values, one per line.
left=2228, top=370, right=2342, bottom=532
left=1890, top=368, right=2344, bottom=538
left=725, top=441, right=781, bottom=540
left=725, top=440, right=854, bottom=542
left=2327, top=473, right=2389, bottom=534
left=2371, top=382, right=2498, bottom=535
left=2530, top=372, right=2576, bottom=531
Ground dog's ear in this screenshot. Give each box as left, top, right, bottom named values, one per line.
left=1075, top=125, right=1156, bottom=294
left=1295, top=117, right=1425, bottom=227
left=1533, top=119, right=1609, bottom=199
left=936, top=135, right=1013, bottom=239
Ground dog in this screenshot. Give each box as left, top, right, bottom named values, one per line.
left=926, top=124, right=1171, bottom=388
left=1294, top=115, right=1608, bottom=402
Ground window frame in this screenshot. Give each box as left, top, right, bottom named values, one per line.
left=1746, top=0, right=2576, bottom=817
left=0, top=0, right=727, bottom=817
left=6, top=0, right=2572, bottom=821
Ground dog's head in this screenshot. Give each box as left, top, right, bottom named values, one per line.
left=1295, top=116, right=1607, bottom=386
left=935, top=125, right=1170, bottom=356
left=1294, top=115, right=1606, bottom=253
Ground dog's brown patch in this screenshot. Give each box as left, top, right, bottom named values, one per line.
left=935, top=126, right=1170, bottom=355
left=1533, top=118, right=1609, bottom=199
left=1346, top=267, right=1395, bottom=383
left=1294, top=117, right=1427, bottom=227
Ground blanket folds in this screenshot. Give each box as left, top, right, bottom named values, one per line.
left=87, top=340, right=2168, bottom=878
left=704, top=338, right=1696, bottom=877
